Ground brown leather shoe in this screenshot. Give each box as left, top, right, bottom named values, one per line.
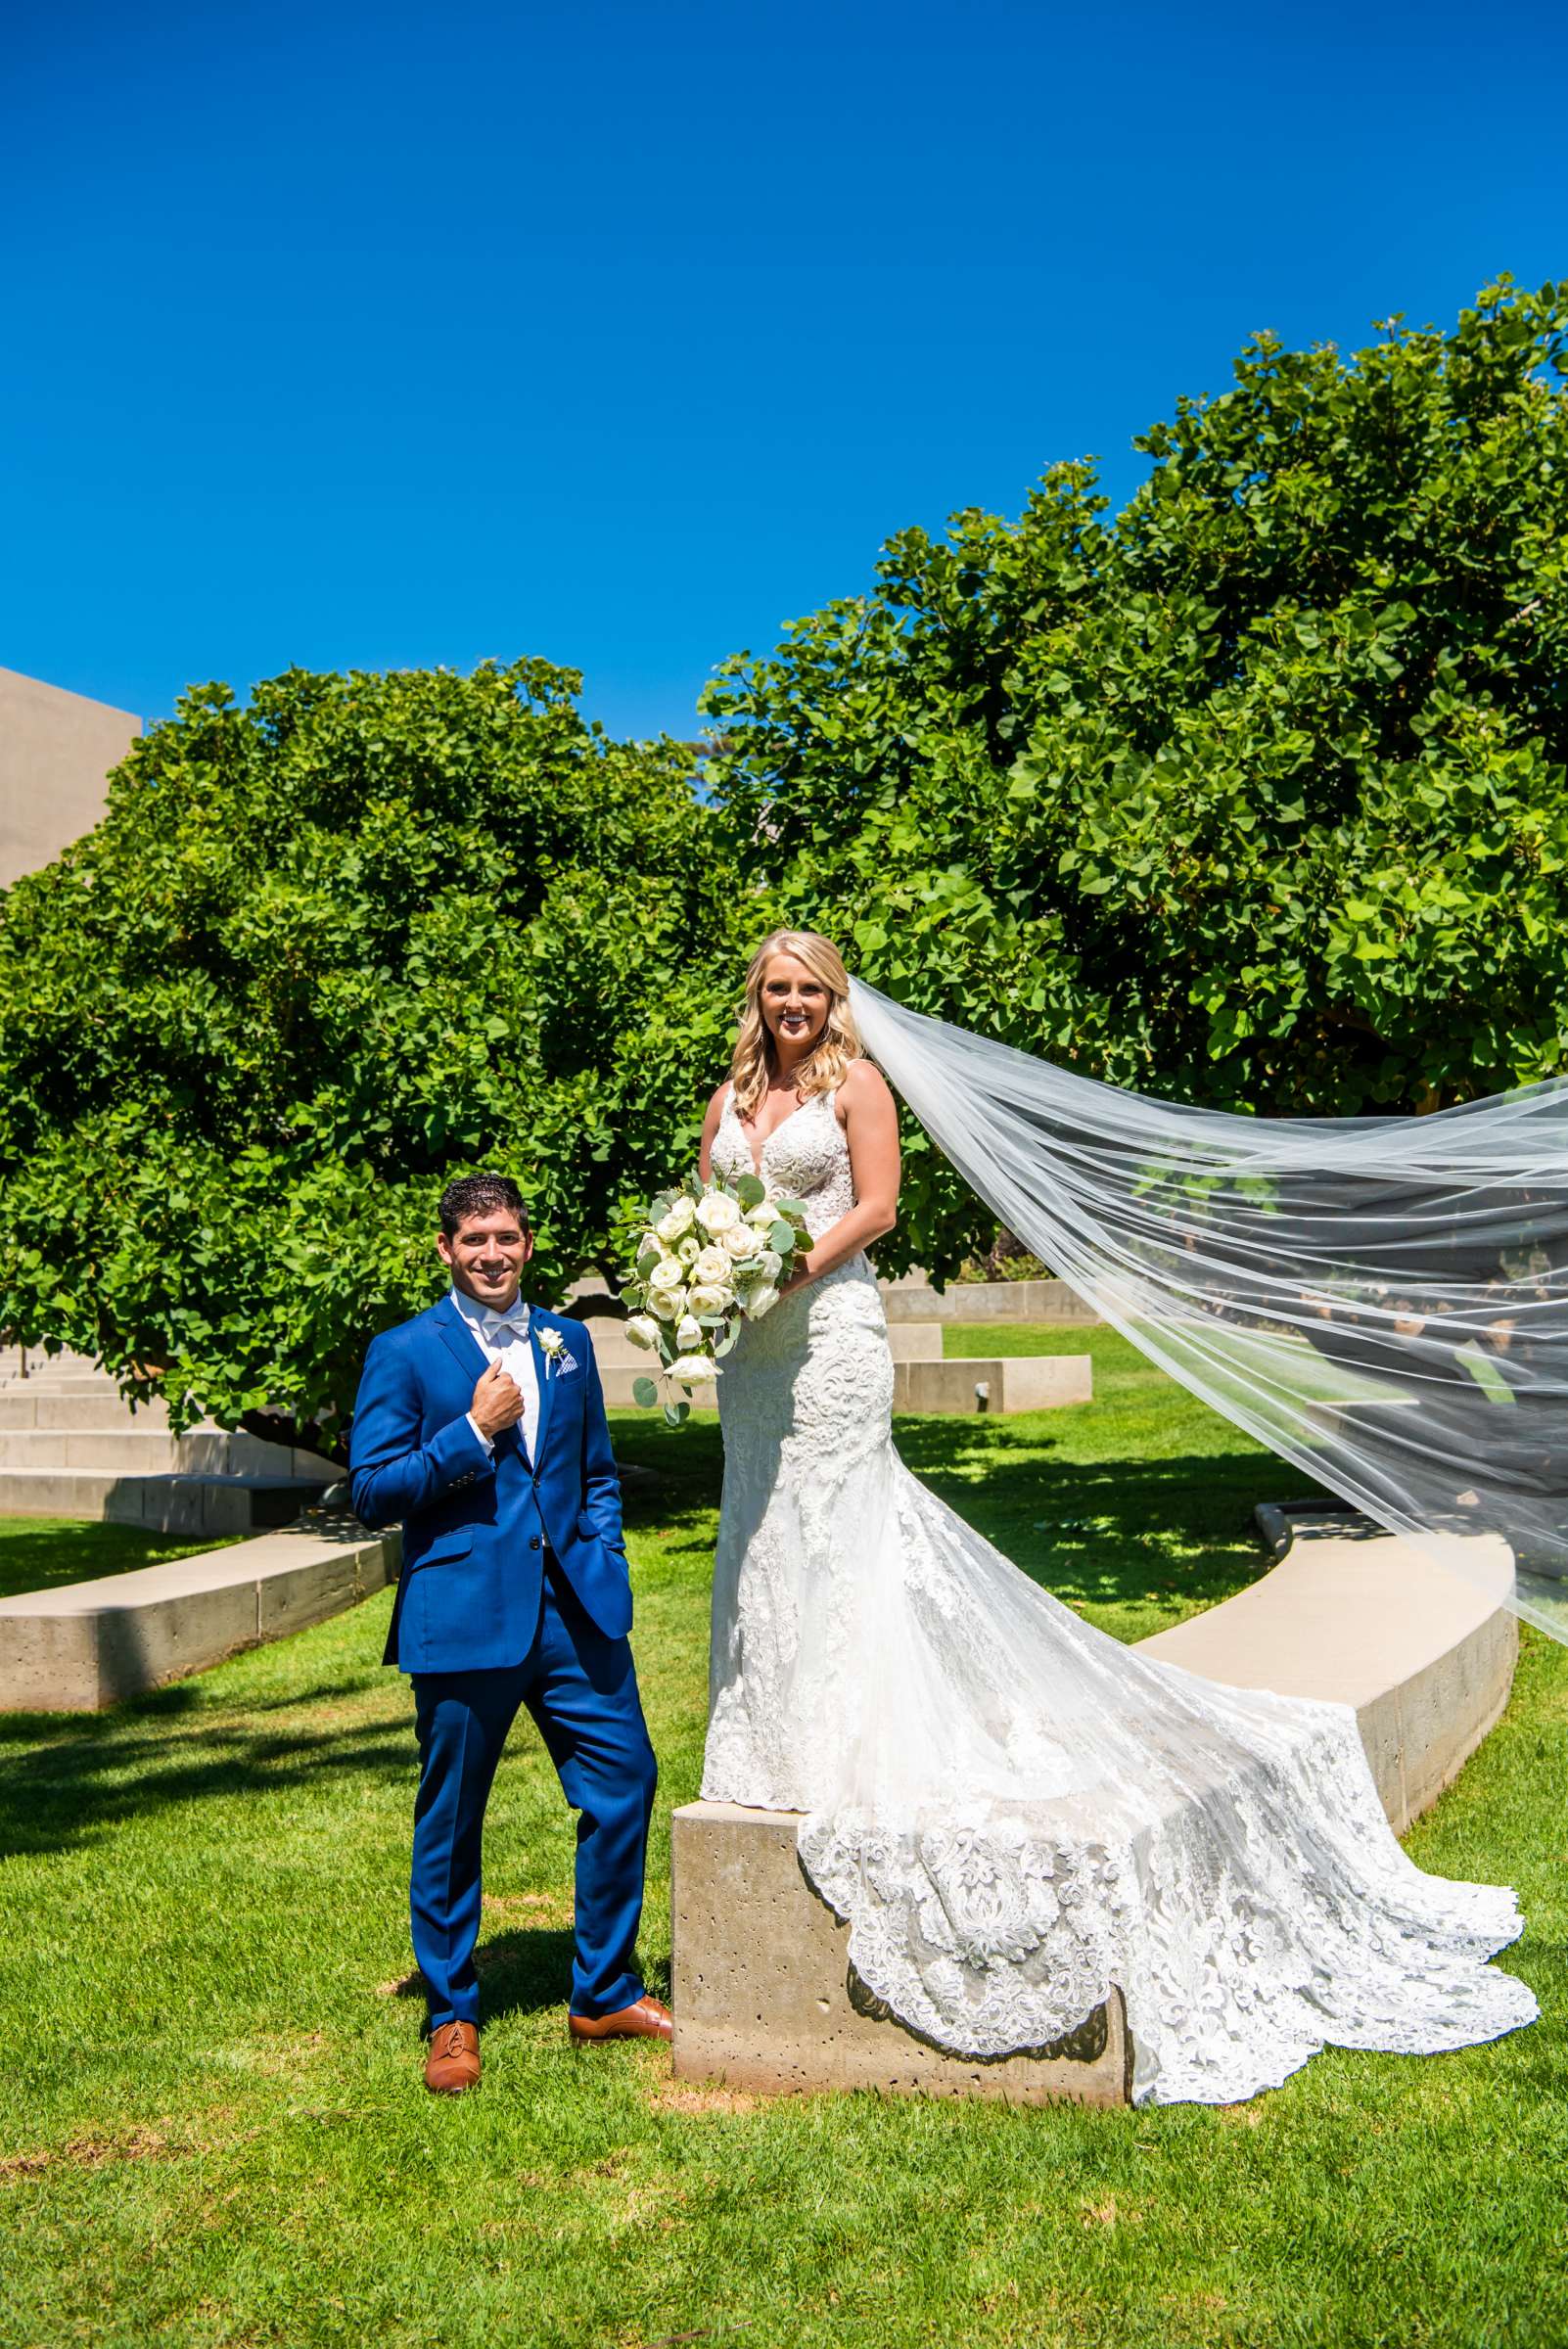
left=424, top=2019, right=481, bottom=2094
left=569, top=1994, right=672, bottom=2045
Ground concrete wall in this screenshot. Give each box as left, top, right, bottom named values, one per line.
left=880, top=1275, right=1101, bottom=1324
left=0, top=667, right=141, bottom=889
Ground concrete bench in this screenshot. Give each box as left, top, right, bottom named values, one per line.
left=0, top=1521, right=398, bottom=1711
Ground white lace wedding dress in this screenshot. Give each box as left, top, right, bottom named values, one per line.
left=701, top=1082, right=1538, bottom=2105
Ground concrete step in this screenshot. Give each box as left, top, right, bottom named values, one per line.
left=0, top=1471, right=334, bottom=1538
left=2, top=1375, right=125, bottom=1399
left=0, top=1427, right=320, bottom=1477
left=0, top=1346, right=99, bottom=1385
left=0, top=1392, right=172, bottom=1432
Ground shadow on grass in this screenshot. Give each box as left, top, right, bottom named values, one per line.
left=893, top=1426, right=1295, bottom=1615
left=612, top=1389, right=1298, bottom=1598
left=0, top=1518, right=231, bottom=1603
left=388, top=1929, right=673, bottom=2031
left=385, top=1929, right=579, bottom=2026
left=0, top=1706, right=408, bottom=1863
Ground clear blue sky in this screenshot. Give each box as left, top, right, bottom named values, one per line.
left=5, top=0, right=1566, bottom=742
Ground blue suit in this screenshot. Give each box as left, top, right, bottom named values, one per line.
left=349, top=1295, right=656, bottom=2025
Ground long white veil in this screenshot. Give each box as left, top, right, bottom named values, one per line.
left=849, top=978, right=1568, bottom=1643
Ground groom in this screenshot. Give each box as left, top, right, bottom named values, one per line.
left=348, top=1172, right=668, bottom=2094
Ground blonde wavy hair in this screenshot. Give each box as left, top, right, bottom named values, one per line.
left=730, top=930, right=862, bottom=1118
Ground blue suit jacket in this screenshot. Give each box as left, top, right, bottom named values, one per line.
left=348, top=1296, right=631, bottom=1673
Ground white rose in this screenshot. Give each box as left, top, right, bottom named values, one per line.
left=637, top=1230, right=664, bottom=1260
left=696, top=1190, right=743, bottom=1234
left=648, top=1257, right=684, bottom=1293
left=721, top=1222, right=760, bottom=1260
left=669, top=1353, right=719, bottom=1384
left=743, top=1282, right=780, bottom=1319
left=677, top=1235, right=700, bottom=1267
left=649, top=1287, right=684, bottom=1320
left=676, top=1313, right=704, bottom=1352
left=692, top=1244, right=732, bottom=1285
left=687, top=1282, right=734, bottom=1316
left=746, top=1200, right=777, bottom=1228
left=756, top=1249, right=783, bottom=1281
left=656, top=1196, right=697, bottom=1243
left=623, top=1314, right=661, bottom=1351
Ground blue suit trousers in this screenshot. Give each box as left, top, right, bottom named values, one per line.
left=410, top=1561, right=657, bottom=2026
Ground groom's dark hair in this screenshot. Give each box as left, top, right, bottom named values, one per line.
left=438, top=1172, right=531, bottom=1237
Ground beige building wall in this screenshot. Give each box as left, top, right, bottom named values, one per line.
left=0, top=667, right=142, bottom=890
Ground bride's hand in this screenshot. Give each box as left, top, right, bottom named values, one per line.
left=780, top=1252, right=818, bottom=1297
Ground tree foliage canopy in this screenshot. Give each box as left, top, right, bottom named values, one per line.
left=703, top=277, right=1568, bottom=1266
left=0, top=661, right=747, bottom=1451
left=6, top=280, right=1568, bottom=1432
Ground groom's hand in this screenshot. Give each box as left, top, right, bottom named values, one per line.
left=471, top=1361, right=525, bottom=1440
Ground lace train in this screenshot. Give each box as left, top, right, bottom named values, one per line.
left=702, top=1085, right=1537, bottom=2104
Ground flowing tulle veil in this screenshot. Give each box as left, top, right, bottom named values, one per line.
left=848, top=978, right=1568, bottom=1644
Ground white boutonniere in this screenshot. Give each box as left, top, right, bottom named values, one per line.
left=537, top=1328, right=576, bottom=1377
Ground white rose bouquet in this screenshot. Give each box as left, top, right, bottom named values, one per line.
left=614, top=1168, right=811, bottom=1426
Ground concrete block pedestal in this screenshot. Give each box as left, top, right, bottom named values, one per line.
left=670, top=1801, right=1132, bottom=2106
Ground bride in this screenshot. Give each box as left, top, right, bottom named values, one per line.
left=695, top=929, right=1538, bottom=2106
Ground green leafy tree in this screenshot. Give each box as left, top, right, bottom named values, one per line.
left=0, top=661, right=749, bottom=1456
left=9, top=280, right=1568, bottom=1435
left=703, top=278, right=1568, bottom=1277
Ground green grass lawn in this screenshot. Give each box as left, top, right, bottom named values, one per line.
left=0, top=1332, right=1563, bottom=2349
left=0, top=1516, right=243, bottom=1602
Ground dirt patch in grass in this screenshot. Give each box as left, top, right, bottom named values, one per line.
left=226, top=2027, right=329, bottom=2077
left=1078, top=2194, right=1143, bottom=2228
left=647, top=2081, right=763, bottom=2116
left=482, top=1889, right=570, bottom=1925
left=0, top=2123, right=178, bottom=2181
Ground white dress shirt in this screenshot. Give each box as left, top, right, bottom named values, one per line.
left=453, top=1285, right=540, bottom=1464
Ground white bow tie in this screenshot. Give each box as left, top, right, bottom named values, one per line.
left=482, top=1313, right=528, bottom=1344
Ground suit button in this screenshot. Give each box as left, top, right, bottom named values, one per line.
left=530, top=1535, right=541, bottom=1549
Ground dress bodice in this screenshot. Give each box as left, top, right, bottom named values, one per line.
left=711, top=1084, right=855, bottom=1242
